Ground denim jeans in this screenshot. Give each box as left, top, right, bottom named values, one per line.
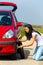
left=33, top=45, right=43, bottom=60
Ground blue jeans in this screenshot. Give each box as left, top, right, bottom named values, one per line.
left=33, top=45, right=43, bottom=60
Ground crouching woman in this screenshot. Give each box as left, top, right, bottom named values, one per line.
left=18, top=24, right=43, bottom=60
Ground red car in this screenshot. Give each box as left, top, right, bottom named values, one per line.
left=0, top=2, right=25, bottom=59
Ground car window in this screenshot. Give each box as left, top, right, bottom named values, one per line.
left=0, top=11, right=12, bottom=25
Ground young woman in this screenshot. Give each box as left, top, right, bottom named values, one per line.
left=18, top=24, right=43, bottom=60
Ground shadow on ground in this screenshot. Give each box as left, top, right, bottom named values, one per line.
left=24, top=48, right=34, bottom=59
left=24, top=49, right=30, bottom=59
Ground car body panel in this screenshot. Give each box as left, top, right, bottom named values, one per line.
left=0, top=2, right=17, bottom=54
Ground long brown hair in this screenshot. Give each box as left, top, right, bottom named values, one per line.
left=24, top=24, right=41, bottom=40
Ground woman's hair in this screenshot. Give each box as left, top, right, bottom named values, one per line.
left=24, top=24, right=41, bottom=40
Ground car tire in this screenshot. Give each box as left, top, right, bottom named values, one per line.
left=16, top=41, right=25, bottom=59
left=10, top=53, right=17, bottom=60
left=18, top=48, right=25, bottom=59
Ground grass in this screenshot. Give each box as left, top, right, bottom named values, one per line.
left=17, top=26, right=25, bottom=37
left=32, top=25, right=43, bottom=34
left=34, top=29, right=43, bottom=34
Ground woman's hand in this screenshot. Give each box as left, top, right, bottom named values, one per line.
left=18, top=45, right=23, bottom=48
left=16, top=38, right=19, bottom=42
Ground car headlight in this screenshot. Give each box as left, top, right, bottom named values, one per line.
left=3, top=30, right=14, bottom=38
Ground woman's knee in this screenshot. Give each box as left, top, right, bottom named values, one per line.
left=33, top=55, right=40, bottom=60
left=33, top=55, right=36, bottom=60
left=35, top=57, right=39, bottom=60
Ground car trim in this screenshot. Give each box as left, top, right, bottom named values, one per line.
left=0, top=41, right=16, bottom=44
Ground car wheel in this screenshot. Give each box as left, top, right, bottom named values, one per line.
left=16, top=41, right=25, bottom=59
left=18, top=48, right=25, bottom=59
left=10, top=53, right=17, bottom=60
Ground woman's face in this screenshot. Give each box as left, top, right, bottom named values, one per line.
left=24, top=27, right=30, bottom=33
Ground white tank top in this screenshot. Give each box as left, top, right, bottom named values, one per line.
left=32, top=31, right=43, bottom=46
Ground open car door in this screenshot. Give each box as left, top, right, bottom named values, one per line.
left=0, top=2, right=17, bottom=12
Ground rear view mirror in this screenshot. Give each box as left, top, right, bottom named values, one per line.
left=16, top=22, right=23, bottom=27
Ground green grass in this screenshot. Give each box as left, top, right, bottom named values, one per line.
left=34, top=29, right=43, bottom=33
left=17, top=26, right=25, bottom=37
left=32, top=25, right=43, bottom=33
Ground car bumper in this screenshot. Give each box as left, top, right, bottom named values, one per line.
left=0, top=53, right=16, bottom=56
left=0, top=41, right=15, bottom=44
left=0, top=41, right=17, bottom=54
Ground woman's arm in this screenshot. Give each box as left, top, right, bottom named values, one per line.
left=19, top=36, right=27, bottom=42
left=18, top=34, right=37, bottom=48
